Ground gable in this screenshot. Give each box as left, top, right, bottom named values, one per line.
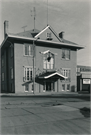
left=35, top=25, right=61, bottom=43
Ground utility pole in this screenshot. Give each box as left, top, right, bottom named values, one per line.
left=33, top=40, right=35, bottom=94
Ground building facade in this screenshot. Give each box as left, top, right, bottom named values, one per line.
left=1, top=21, right=83, bottom=93
left=77, top=65, right=91, bottom=92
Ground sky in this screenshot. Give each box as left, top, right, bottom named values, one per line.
left=0, top=0, right=91, bottom=66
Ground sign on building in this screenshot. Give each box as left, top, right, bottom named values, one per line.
left=83, top=79, right=90, bottom=84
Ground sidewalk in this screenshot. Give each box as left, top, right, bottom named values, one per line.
left=0, top=91, right=90, bottom=97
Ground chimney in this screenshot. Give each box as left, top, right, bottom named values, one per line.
left=59, top=31, right=64, bottom=39
left=4, top=20, right=9, bottom=39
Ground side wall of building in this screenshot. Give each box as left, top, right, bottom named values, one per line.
left=1, top=45, right=14, bottom=93
left=14, top=43, right=33, bottom=93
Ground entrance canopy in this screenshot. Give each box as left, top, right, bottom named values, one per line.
left=38, top=71, right=67, bottom=80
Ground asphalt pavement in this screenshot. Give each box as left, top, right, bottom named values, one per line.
left=0, top=93, right=91, bottom=135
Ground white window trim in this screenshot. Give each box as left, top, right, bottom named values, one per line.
left=24, top=67, right=33, bottom=82
left=61, top=68, right=71, bottom=78
left=23, top=66, right=36, bottom=82
left=43, top=52, right=54, bottom=70
left=67, top=84, right=70, bottom=91
left=62, top=84, right=65, bottom=91
left=23, top=44, right=33, bottom=56
left=46, top=32, right=52, bottom=39
left=24, top=84, right=29, bottom=92
left=62, top=49, right=70, bottom=60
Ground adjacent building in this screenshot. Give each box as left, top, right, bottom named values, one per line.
left=1, top=21, right=83, bottom=93
left=77, top=65, right=91, bottom=92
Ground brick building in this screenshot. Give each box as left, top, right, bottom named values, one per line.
left=1, top=21, right=83, bottom=93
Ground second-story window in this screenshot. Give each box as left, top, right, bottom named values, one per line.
left=24, top=44, right=33, bottom=56
left=43, top=52, right=54, bottom=69
left=62, top=49, right=70, bottom=60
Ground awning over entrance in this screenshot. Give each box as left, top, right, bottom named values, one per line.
left=38, top=71, right=67, bottom=79
left=22, top=71, right=67, bottom=86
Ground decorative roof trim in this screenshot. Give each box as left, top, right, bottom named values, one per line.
left=39, top=72, right=67, bottom=79
left=40, top=50, right=57, bottom=55
left=35, top=25, right=62, bottom=42
left=35, top=25, right=50, bottom=38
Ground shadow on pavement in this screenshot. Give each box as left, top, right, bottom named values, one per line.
left=80, top=107, right=90, bottom=118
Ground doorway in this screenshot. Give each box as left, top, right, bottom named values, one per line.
left=44, top=81, right=54, bottom=91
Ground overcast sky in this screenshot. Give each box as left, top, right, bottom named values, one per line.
left=0, top=0, right=91, bottom=66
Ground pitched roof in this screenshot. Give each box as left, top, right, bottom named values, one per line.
left=16, top=29, right=40, bottom=38
left=61, top=39, right=78, bottom=45
left=35, top=25, right=62, bottom=42
left=1, top=25, right=84, bottom=50
left=34, top=25, right=80, bottom=46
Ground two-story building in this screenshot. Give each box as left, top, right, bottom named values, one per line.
left=1, top=21, right=83, bottom=93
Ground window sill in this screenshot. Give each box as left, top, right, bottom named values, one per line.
left=23, top=55, right=33, bottom=57
left=25, top=91, right=29, bottom=92
left=61, top=58, right=70, bottom=61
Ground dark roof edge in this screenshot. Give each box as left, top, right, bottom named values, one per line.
left=1, top=34, right=84, bottom=49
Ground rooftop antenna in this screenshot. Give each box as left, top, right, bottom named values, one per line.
left=31, top=7, right=36, bottom=30
left=47, top=0, right=49, bottom=25
left=22, top=25, right=27, bottom=32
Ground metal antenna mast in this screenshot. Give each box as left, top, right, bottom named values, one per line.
left=21, top=25, right=27, bottom=32
left=47, top=0, right=49, bottom=25
left=31, top=7, right=36, bottom=30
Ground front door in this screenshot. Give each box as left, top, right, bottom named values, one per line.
left=46, top=82, right=54, bottom=91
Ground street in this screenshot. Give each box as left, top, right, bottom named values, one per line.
left=0, top=94, right=90, bottom=134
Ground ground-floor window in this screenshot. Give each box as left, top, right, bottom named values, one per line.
left=67, top=84, right=70, bottom=91
left=25, top=84, right=29, bottom=92
left=62, top=84, right=65, bottom=91
left=61, top=68, right=71, bottom=82
left=24, top=67, right=33, bottom=81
